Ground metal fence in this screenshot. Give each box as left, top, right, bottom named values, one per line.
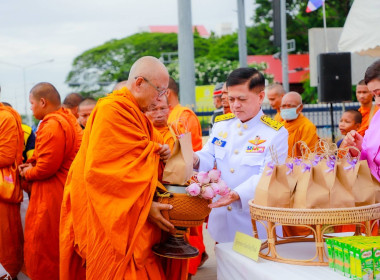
left=196, top=102, right=361, bottom=139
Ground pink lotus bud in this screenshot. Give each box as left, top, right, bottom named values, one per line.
left=186, top=183, right=201, bottom=196
left=210, top=183, right=220, bottom=195
left=197, top=171, right=210, bottom=184
left=201, top=186, right=215, bottom=199
left=218, top=180, right=230, bottom=196
left=208, top=169, right=221, bottom=182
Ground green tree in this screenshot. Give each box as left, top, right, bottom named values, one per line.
left=251, top=0, right=353, bottom=54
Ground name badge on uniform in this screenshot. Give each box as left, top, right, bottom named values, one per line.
left=212, top=137, right=226, bottom=147
left=246, top=145, right=265, bottom=153
left=246, top=136, right=266, bottom=153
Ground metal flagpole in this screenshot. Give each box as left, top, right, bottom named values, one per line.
left=322, top=1, right=329, bottom=52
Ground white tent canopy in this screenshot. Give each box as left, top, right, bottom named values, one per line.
left=338, top=0, right=380, bottom=57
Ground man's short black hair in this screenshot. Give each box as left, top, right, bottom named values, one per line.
left=365, top=59, right=380, bottom=85
left=226, top=67, right=265, bottom=92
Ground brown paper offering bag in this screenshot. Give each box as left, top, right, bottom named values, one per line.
left=373, top=175, right=380, bottom=203
left=162, top=132, right=193, bottom=185
left=293, top=155, right=330, bottom=209
left=254, top=147, right=291, bottom=208
left=339, top=155, right=376, bottom=206
left=326, top=156, right=355, bottom=208
left=285, top=157, right=302, bottom=207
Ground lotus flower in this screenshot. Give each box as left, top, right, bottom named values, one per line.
left=197, top=171, right=210, bottom=184
left=208, top=169, right=221, bottom=182
left=210, top=183, right=220, bottom=195
left=201, top=186, right=215, bottom=199
left=218, top=180, right=230, bottom=196
left=186, top=183, right=201, bottom=196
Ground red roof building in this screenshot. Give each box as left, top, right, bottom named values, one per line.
left=147, top=25, right=210, bottom=37
left=247, top=54, right=310, bottom=84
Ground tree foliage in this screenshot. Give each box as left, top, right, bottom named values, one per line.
left=66, top=0, right=353, bottom=96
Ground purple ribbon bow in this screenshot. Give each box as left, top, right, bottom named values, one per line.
left=344, top=158, right=358, bottom=171
left=312, top=155, right=322, bottom=166
left=325, top=159, right=335, bottom=173
left=294, top=158, right=302, bottom=166
left=286, top=162, right=294, bottom=175
left=301, top=163, right=311, bottom=173
left=266, top=162, right=275, bottom=175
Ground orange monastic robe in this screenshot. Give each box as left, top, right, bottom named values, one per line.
left=282, top=113, right=319, bottom=237
left=168, top=104, right=202, bottom=152
left=0, top=104, right=24, bottom=278
left=357, top=105, right=379, bottom=137
left=274, top=111, right=283, bottom=122
left=283, top=113, right=319, bottom=158
left=23, top=108, right=82, bottom=280
left=157, top=126, right=175, bottom=151
left=60, top=88, right=165, bottom=280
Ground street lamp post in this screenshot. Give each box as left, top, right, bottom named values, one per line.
left=0, top=59, right=54, bottom=125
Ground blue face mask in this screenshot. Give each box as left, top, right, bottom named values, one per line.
left=280, top=105, right=300, bottom=121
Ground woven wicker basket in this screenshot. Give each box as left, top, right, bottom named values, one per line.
left=249, top=199, right=380, bottom=266
left=158, top=185, right=211, bottom=228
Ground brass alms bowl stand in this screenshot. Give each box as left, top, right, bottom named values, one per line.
left=153, top=185, right=211, bottom=259
left=249, top=200, right=380, bottom=266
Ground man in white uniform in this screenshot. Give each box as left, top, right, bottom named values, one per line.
left=193, top=68, right=288, bottom=243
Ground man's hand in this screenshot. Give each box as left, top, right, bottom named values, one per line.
left=19, top=163, right=33, bottom=177
left=148, top=201, right=175, bottom=233
left=208, top=190, right=240, bottom=208
left=193, top=153, right=200, bottom=169
left=158, top=144, right=171, bottom=163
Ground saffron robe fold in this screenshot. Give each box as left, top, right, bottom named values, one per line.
left=168, top=104, right=203, bottom=152
left=0, top=104, right=24, bottom=278
left=24, top=108, right=82, bottom=280
left=283, top=113, right=319, bottom=158
left=357, top=105, right=379, bottom=137
left=273, top=111, right=283, bottom=122
left=60, top=88, right=165, bottom=280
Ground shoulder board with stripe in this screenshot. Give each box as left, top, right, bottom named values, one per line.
left=260, top=115, right=283, bottom=131
left=215, top=113, right=235, bottom=123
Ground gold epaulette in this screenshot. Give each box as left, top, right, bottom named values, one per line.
left=260, top=115, right=283, bottom=131
left=215, top=113, right=235, bottom=123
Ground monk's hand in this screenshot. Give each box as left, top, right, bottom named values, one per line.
left=193, top=153, right=200, bottom=169
left=149, top=201, right=175, bottom=233
left=208, top=190, right=240, bottom=209
left=158, top=144, right=171, bottom=163
left=19, top=163, right=32, bottom=177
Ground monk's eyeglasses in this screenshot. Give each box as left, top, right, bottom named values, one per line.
left=135, top=76, right=167, bottom=97
left=372, top=89, right=380, bottom=97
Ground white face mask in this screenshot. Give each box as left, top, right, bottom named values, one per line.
left=280, top=105, right=301, bottom=121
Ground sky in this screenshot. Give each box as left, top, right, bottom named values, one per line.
left=0, top=0, right=255, bottom=115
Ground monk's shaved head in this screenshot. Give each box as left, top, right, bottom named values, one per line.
left=113, top=81, right=128, bottom=91
left=79, top=97, right=97, bottom=109
left=126, top=56, right=169, bottom=112
left=128, top=56, right=168, bottom=82
left=30, top=82, right=61, bottom=106
left=63, top=92, right=83, bottom=109
left=282, top=91, right=303, bottom=106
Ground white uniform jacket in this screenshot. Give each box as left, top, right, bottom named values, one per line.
left=196, top=110, right=288, bottom=242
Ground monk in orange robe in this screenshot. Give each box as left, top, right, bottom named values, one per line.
left=166, top=77, right=206, bottom=277
left=280, top=92, right=319, bottom=237
left=267, top=83, right=285, bottom=122
left=63, top=92, right=83, bottom=118
left=60, top=56, right=174, bottom=280
left=0, top=103, right=24, bottom=278
left=19, top=83, right=83, bottom=280
left=146, top=95, right=188, bottom=280
left=356, top=80, right=379, bottom=136
left=166, top=77, right=203, bottom=152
